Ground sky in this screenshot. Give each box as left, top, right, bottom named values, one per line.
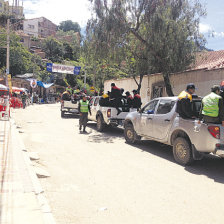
left=11, top=0, right=224, bottom=51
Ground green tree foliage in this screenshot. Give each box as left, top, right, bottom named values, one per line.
left=58, top=20, right=81, bottom=33
left=87, top=0, right=206, bottom=95
left=42, top=37, right=64, bottom=63
left=0, top=29, right=43, bottom=76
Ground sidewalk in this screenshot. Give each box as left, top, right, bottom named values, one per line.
left=0, top=119, right=56, bottom=224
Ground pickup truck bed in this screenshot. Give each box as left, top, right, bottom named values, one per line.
left=88, top=96, right=137, bottom=131
left=124, top=96, right=224, bottom=165
left=61, top=100, right=79, bottom=117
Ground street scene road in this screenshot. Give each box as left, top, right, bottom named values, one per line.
left=13, top=104, right=224, bottom=224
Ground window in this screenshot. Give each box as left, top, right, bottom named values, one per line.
left=142, top=100, right=159, bottom=114
left=152, top=86, right=164, bottom=99
left=94, top=97, right=99, bottom=106
left=28, top=24, right=35, bottom=29
left=156, top=100, right=175, bottom=114
left=0, top=3, right=2, bottom=7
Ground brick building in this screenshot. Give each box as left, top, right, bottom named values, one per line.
left=23, top=17, right=57, bottom=38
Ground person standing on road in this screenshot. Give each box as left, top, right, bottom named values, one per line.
left=21, top=92, right=27, bottom=109
left=199, top=85, right=224, bottom=126
left=176, top=83, right=196, bottom=119
left=78, top=95, right=91, bottom=133
left=132, top=90, right=142, bottom=111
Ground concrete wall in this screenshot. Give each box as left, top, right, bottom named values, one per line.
left=104, top=68, right=224, bottom=106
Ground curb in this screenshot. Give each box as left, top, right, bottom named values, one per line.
left=10, top=118, right=56, bottom=224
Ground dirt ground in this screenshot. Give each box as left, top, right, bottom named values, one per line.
left=13, top=104, right=224, bottom=224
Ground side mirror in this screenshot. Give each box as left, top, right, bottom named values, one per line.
left=147, top=110, right=154, bottom=114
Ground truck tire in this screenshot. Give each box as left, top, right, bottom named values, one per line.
left=61, top=111, right=65, bottom=118
left=173, top=137, right=194, bottom=165
left=97, top=116, right=105, bottom=132
left=124, top=124, right=140, bottom=144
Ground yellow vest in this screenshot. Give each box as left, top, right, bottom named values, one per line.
left=178, top=91, right=192, bottom=102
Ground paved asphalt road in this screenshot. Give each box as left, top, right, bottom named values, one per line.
left=13, top=104, right=224, bottom=224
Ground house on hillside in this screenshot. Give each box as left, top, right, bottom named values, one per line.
left=23, top=17, right=57, bottom=38
left=104, top=50, right=224, bottom=105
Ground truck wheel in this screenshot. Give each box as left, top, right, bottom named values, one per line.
left=61, top=111, right=65, bottom=118
left=97, top=116, right=105, bottom=132
left=173, top=137, right=194, bottom=165
left=124, top=124, right=140, bottom=144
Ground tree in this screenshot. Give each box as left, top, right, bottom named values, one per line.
left=0, top=29, right=43, bottom=76
left=87, top=0, right=206, bottom=95
left=42, top=37, right=64, bottom=63
left=59, top=20, right=81, bottom=33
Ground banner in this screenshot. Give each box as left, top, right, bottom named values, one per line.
left=30, top=79, right=37, bottom=88
left=7, top=74, right=12, bottom=94
left=37, top=81, right=54, bottom=89
left=47, top=63, right=81, bottom=75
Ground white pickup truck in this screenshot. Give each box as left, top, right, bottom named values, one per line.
left=88, top=96, right=137, bottom=131
left=61, top=100, right=79, bottom=117
left=124, top=96, right=224, bottom=165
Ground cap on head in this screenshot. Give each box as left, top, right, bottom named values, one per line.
left=111, top=83, right=115, bottom=87
left=186, top=83, right=196, bottom=90
left=211, top=85, right=221, bottom=93
left=132, top=89, right=137, bottom=93
left=125, top=91, right=130, bottom=95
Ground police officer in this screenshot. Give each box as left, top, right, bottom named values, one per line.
left=78, top=95, right=91, bottom=133
left=125, top=91, right=133, bottom=108
left=200, top=85, right=224, bottom=126
left=132, top=90, right=142, bottom=111
left=176, top=83, right=196, bottom=119
left=66, top=85, right=73, bottom=95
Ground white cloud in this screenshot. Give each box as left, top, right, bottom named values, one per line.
left=199, top=23, right=212, bottom=33
left=213, top=32, right=224, bottom=38
left=23, top=0, right=92, bottom=26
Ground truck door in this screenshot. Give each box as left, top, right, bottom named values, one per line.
left=135, top=100, right=159, bottom=136
left=152, top=99, right=176, bottom=140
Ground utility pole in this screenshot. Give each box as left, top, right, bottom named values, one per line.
left=84, top=67, right=86, bottom=89
left=5, top=19, right=10, bottom=87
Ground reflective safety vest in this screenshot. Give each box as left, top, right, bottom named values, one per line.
left=66, top=88, right=73, bottom=94
left=178, top=91, right=192, bottom=102
left=80, top=100, right=89, bottom=113
left=202, top=92, right=221, bottom=117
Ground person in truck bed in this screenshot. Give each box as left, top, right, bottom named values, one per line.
left=199, top=85, right=224, bottom=126
left=132, top=90, right=142, bottom=111
left=62, top=90, right=71, bottom=101
left=176, top=83, right=196, bottom=119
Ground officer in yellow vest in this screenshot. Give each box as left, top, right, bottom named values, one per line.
left=176, top=83, right=196, bottom=119
left=78, top=95, right=91, bottom=133
left=200, top=85, right=224, bottom=126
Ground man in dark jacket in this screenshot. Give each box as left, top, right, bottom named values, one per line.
left=61, top=90, right=71, bottom=101
left=199, top=85, right=224, bottom=126
left=176, top=83, right=196, bottom=119
left=110, top=83, right=122, bottom=115
left=132, top=90, right=142, bottom=111
left=125, top=91, right=133, bottom=108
